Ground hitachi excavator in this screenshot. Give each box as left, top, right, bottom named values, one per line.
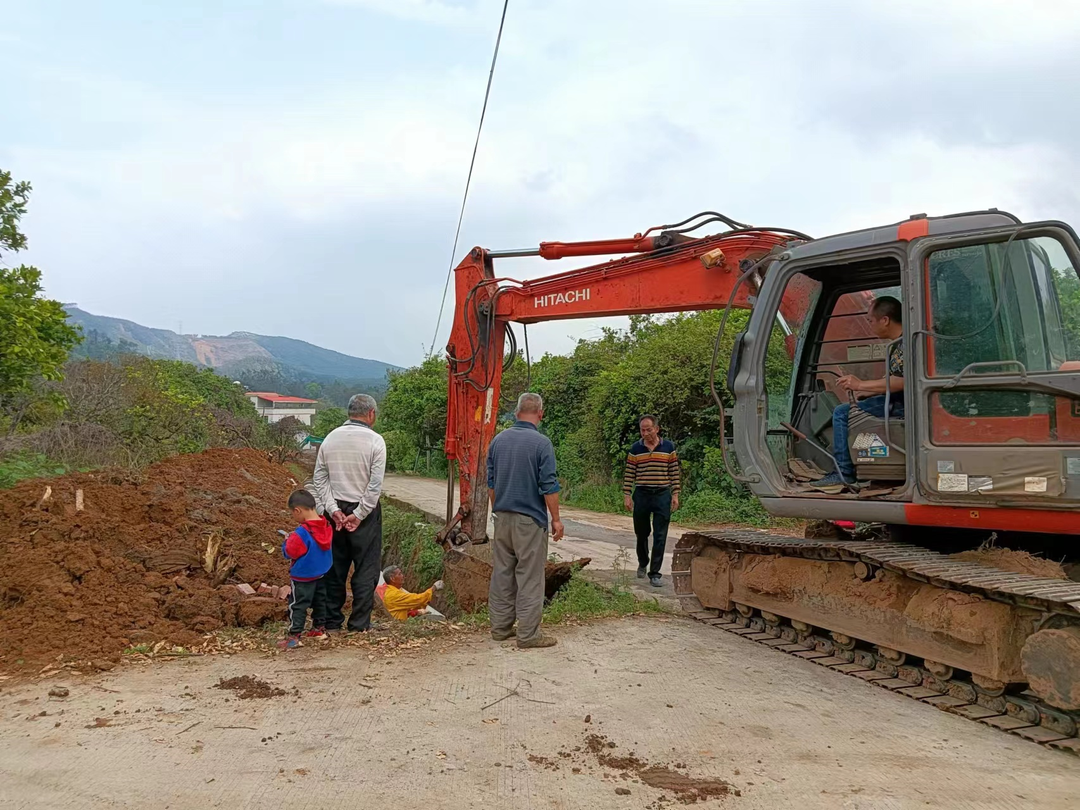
left=436, top=209, right=1080, bottom=748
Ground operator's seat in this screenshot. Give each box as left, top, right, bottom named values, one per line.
left=847, top=406, right=906, bottom=481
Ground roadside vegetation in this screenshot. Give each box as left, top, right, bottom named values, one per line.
left=0, top=170, right=306, bottom=487
left=378, top=314, right=792, bottom=527
left=381, top=504, right=446, bottom=590
left=542, top=572, right=666, bottom=623
left=0, top=352, right=303, bottom=487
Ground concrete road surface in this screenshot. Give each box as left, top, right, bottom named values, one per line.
left=3, top=617, right=1077, bottom=809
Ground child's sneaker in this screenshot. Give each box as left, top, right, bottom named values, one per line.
left=302, top=627, right=327, bottom=640
left=278, top=634, right=301, bottom=650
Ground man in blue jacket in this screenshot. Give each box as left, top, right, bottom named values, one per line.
left=486, top=393, right=565, bottom=649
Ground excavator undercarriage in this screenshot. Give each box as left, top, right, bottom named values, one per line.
left=673, top=530, right=1080, bottom=750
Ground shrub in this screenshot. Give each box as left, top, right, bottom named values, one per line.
left=1, top=357, right=269, bottom=473
left=0, top=452, right=69, bottom=489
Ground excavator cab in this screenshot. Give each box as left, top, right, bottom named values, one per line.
left=731, top=213, right=1080, bottom=527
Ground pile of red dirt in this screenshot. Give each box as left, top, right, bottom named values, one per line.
left=0, top=449, right=302, bottom=671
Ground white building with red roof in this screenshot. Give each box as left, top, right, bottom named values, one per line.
left=246, top=392, right=319, bottom=425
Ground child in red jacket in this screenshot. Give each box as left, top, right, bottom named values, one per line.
left=279, top=489, right=334, bottom=650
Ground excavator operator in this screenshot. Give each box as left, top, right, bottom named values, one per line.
left=813, top=296, right=904, bottom=488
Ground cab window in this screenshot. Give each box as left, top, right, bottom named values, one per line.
left=926, top=234, right=1080, bottom=441
left=926, top=235, right=1080, bottom=376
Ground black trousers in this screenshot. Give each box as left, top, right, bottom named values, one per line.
left=288, top=578, right=328, bottom=635
left=323, top=500, right=383, bottom=632
left=632, top=487, right=672, bottom=576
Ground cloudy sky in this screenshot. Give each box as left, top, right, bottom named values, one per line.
left=3, top=0, right=1079, bottom=368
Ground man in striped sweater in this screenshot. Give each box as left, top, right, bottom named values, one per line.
left=622, top=415, right=680, bottom=587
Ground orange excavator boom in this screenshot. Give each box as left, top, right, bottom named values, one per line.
left=442, top=224, right=813, bottom=543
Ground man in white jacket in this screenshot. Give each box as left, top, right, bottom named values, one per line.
left=312, top=393, right=386, bottom=632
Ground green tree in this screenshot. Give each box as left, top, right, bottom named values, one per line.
left=305, top=381, right=322, bottom=399
left=112, top=357, right=260, bottom=462
left=525, top=329, right=629, bottom=484
left=311, top=406, right=347, bottom=438
left=0, top=172, right=82, bottom=433
left=379, top=357, right=448, bottom=473
left=0, top=170, right=30, bottom=254
left=584, top=312, right=747, bottom=475
left=497, top=348, right=530, bottom=422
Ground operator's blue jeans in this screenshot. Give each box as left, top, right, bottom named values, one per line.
left=831, top=395, right=904, bottom=480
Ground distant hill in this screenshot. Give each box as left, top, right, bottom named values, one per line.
left=64, top=306, right=400, bottom=389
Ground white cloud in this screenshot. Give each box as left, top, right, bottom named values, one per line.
left=6, top=0, right=1080, bottom=366
left=319, top=0, right=488, bottom=27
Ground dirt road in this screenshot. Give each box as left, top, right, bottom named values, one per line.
left=3, top=616, right=1076, bottom=809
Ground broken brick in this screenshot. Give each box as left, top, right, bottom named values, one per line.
left=236, top=584, right=257, bottom=596
left=277, top=586, right=291, bottom=601
left=257, top=583, right=274, bottom=595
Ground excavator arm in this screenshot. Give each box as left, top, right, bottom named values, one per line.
left=442, top=221, right=813, bottom=543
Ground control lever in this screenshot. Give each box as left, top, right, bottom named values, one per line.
left=816, top=369, right=857, bottom=405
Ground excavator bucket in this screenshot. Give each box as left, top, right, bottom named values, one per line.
left=441, top=539, right=591, bottom=613
left=436, top=515, right=590, bottom=614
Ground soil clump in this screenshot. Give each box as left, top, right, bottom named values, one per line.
left=638, top=767, right=734, bottom=804
left=214, top=675, right=286, bottom=699
left=562, top=731, right=739, bottom=804
left=951, top=548, right=1067, bottom=580
left=0, top=448, right=300, bottom=670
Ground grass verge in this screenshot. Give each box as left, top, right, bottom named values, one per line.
left=542, top=570, right=666, bottom=623
left=454, top=573, right=667, bottom=630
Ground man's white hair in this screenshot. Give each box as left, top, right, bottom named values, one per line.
left=348, top=393, right=377, bottom=418
left=515, top=392, right=543, bottom=416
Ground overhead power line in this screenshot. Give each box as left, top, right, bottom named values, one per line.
left=427, top=0, right=511, bottom=359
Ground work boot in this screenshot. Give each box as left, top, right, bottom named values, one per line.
left=636, top=566, right=647, bottom=579
left=517, top=635, right=557, bottom=649
left=809, top=471, right=855, bottom=492
left=491, top=627, right=517, bottom=641
left=649, top=574, right=662, bottom=588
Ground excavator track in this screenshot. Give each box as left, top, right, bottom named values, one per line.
left=672, top=530, right=1080, bottom=756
